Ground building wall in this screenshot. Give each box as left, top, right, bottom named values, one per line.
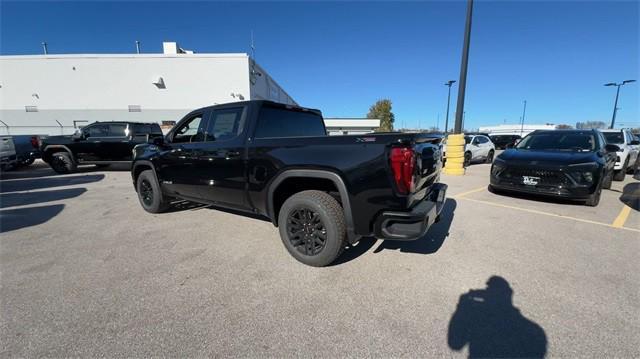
left=0, top=53, right=295, bottom=135
left=479, top=124, right=557, bottom=136
left=248, top=61, right=296, bottom=106
left=324, top=118, right=380, bottom=135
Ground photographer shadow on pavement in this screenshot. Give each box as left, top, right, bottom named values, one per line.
left=448, top=276, right=547, bottom=358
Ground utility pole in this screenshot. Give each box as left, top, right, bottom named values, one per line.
left=444, top=80, right=456, bottom=133
left=520, top=100, right=527, bottom=136
left=443, top=0, right=474, bottom=176
left=605, top=80, right=635, bottom=129
left=453, top=0, right=474, bottom=134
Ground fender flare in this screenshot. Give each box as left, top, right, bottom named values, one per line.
left=131, top=160, right=161, bottom=190
left=267, top=169, right=358, bottom=243
left=42, top=145, right=76, bottom=163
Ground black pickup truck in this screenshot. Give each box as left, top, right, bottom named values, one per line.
left=41, top=121, right=163, bottom=173
left=132, top=100, right=447, bottom=266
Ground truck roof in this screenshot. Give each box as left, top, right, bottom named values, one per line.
left=197, top=100, right=322, bottom=117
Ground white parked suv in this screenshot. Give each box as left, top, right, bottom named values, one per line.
left=601, top=129, right=640, bottom=181
left=443, top=134, right=496, bottom=166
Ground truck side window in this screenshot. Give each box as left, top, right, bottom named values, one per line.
left=84, top=124, right=108, bottom=138
left=255, top=107, right=326, bottom=138
left=173, top=115, right=204, bottom=143
left=108, top=124, right=127, bottom=137
left=205, top=108, right=245, bottom=142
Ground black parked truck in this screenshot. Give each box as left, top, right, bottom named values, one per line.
left=41, top=121, right=163, bottom=173
left=131, top=100, right=447, bottom=266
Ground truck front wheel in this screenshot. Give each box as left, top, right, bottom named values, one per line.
left=136, top=170, right=169, bottom=213
left=278, top=190, right=346, bottom=267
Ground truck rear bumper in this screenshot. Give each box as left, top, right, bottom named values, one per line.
left=374, top=183, right=447, bottom=241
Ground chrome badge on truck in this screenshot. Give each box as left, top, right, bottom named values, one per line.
left=355, top=137, right=376, bottom=143
left=523, top=176, right=540, bottom=185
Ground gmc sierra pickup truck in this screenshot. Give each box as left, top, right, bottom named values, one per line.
left=132, top=100, right=447, bottom=266
left=41, top=121, right=163, bottom=173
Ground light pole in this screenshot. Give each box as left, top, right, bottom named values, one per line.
left=453, top=0, right=474, bottom=134
left=520, top=100, right=527, bottom=136
left=605, top=80, right=636, bottom=129
left=444, top=80, right=456, bottom=133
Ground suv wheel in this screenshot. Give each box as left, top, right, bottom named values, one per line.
left=464, top=152, right=472, bottom=167
left=602, top=170, right=613, bottom=190
left=585, top=183, right=602, bottom=207
left=136, top=170, right=169, bottom=213
left=485, top=150, right=495, bottom=164
left=613, top=158, right=628, bottom=181
left=278, top=190, right=346, bottom=267
left=50, top=152, right=76, bottom=174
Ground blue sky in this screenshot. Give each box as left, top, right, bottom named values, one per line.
left=1, top=1, right=638, bottom=130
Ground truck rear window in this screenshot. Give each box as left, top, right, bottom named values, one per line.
left=255, top=107, right=326, bottom=138
left=133, top=124, right=163, bottom=135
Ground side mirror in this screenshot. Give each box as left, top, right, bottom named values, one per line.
left=72, top=130, right=84, bottom=140
left=148, top=135, right=165, bottom=146
left=630, top=140, right=640, bottom=145
left=605, top=144, right=621, bottom=152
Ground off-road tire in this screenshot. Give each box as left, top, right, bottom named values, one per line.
left=278, top=190, right=346, bottom=267
left=136, top=170, right=169, bottom=213
left=50, top=152, right=76, bottom=174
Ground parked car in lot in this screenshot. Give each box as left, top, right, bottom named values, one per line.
left=12, top=135, right=43, bottom=167
left=490, top=134, right=521, bottom=150
left=131, top=100, right=447, bottom=266
left=0, top=136, right=17, bottom=170
left=600, top=128, right=639, bottom=181
left=443, top=134, right=495, bottom=166
left=41, top=121, right=163, bottom=173
left=489, top=129, right=618, bottom=206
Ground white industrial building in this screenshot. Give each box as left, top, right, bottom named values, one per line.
left=479, top=124, right=557, bottom=137
left=0, top=42, right=297, bottom=135
left=324, top=118, right=380, bottom=136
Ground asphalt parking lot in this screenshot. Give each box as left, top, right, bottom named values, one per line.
left=1, top=161, right=639, bottom=357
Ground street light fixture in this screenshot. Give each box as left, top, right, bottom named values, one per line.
left=605, top=79, right=636, bottom=129
left=444, top=80, right=456, bottom=133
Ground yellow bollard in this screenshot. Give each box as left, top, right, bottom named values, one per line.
left=443, top=133, right=466, bottom=175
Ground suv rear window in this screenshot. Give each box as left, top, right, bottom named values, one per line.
left=603, top=131, right=624, bottom=144
left=255, top=107, right=326, bottom=138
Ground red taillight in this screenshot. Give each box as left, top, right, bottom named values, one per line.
left=390, top=146, right=415, bottom=195
left=30, top=136, right=39, bottom=149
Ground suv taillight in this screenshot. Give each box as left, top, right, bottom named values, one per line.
left=390, top=146, right=415, bottom=195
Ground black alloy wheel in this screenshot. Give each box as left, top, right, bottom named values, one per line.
left=51, top=157, right=66, bottom=173
left=286, top=207, right=327, bottom=256
left=139, top=179, right=154, bottom=207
